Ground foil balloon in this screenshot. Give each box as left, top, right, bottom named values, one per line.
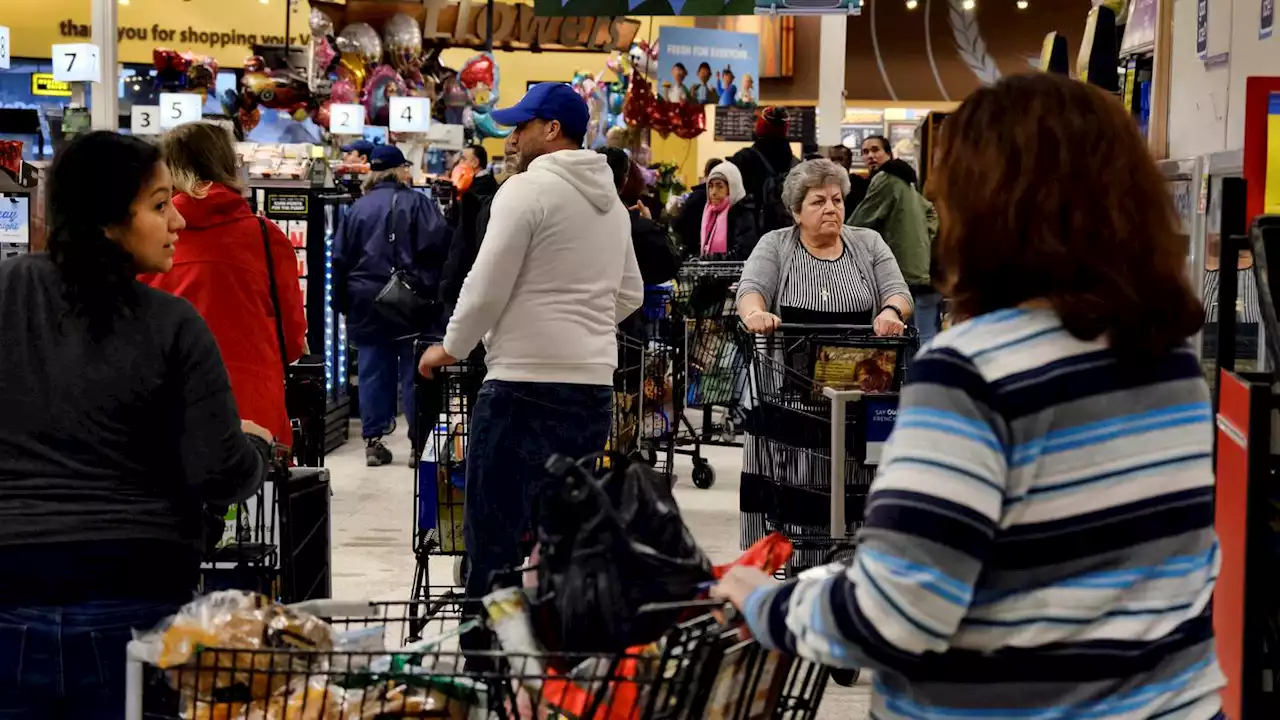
left=629, top=41, right=658, bottom=78
left=673, top=102, right=706, bottom=140
left=335, top=52, right=368, bottom=94
left=337, top=23, right=383, bottom=66
left=363, top=64, right=407, bottom=126
left=240, top=56, right=313, bottom=115
left=238, top=106, right=262, bottom=133
left=384, top=13, right=423, bottom=71
left=315, top=100, right=333, bottom=130
left=458, top=53, right=500, bottom=112
left=309, top=7, right=335, bottom=38
left=312, top=37, right=337, bottom=76
left=467, top=108, right=513, bottom=139
left=330, top=79, right=358, bottom=105
left=442, top=74, right=470, bottom=109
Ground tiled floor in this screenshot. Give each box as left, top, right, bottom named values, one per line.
left=326, top=420, right=871, bottom=718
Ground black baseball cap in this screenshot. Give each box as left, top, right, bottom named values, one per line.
left=489, top=82, right=589, bottom=140
left=340, top=139, right=375, bottom=156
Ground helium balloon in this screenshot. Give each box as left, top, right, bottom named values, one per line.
left=472, top=110, right=513, bottom=139
left=335, top=52, right=368, bottom=94
left=384, top=13, right=423, bottom=71
left=458, top=53, right=501, bottom=112
left=312, top=36, right=337, bottom=75
left=363, top=65, right=407, bottom=126
left=310, top=7, right=335, bottom=38
left=337, top=23, right=383, bottom=67
left=330, top=79, right=358, bottom=105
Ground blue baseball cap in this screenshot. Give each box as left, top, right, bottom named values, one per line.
left=490, top=82, right=589, bottom=141
left=340, top=139, right=375, bottom=156
left=370, top=145, right=411, bottom=172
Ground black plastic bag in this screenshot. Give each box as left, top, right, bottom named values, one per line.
left=529, top=454, right=714, bottom=656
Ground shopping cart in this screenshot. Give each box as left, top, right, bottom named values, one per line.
left=671, top=261, right=750, bottom=489
left=609, top=331, right=646, bottom=464
left=738, top=323, right=917, bottom=575
left=124, top=593, right=831, bottom=719
left=411, top=338, right=484, bottom=596
left=633, top=284, right=683, bottom=485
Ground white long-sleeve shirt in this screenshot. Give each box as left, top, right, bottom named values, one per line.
left=443, top=149, right=644, bottom=385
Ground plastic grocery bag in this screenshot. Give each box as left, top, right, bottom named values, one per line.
left=714, top=533, right=794, bottom=579
left=529, top=454, right=714, bottom=656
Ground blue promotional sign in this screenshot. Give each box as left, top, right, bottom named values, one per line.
left=862, top=395, right=898, bottom=466
left=656, top=27, right=760, bottom=107
left=1197, top=0, right=1209, bottom=58
left=1263, top=0, right=1275, bottom=40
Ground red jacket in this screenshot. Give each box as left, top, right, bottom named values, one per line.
left=141, top=184, right=307, bottom=446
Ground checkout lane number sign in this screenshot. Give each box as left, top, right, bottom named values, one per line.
left=329, top=104, right=365, bottom=135
left=389, top=97, right=431, bottom=133
left=131, top=105, right=161, bottom=135
left=159, top=93, right=202, bottom=130
left=51, top=44, right=101, bottom=83
left=0, top=26, right=10, bottom=70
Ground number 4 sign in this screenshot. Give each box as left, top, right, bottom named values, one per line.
left=52, top=43, right=100, bottom=83
left=389, top=97, right=431, bottom=133
left=159, top=93, right=202, bottom=129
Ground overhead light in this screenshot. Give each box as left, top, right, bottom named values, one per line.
left=905, top=0, right=918, bottom=8
left=962, top=0, right=975, bottom=9
left=1016, top=0, right=1028, bottom=8
left=118, top=0, right=129, bottom=5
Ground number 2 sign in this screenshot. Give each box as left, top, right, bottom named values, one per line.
left=158, top=93, right=202, bottom=129
left=52, top=43, right=101, bottom=83
left=329, top=104, right=365, bottom=135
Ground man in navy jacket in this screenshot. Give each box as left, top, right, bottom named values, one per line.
left=333, top=146, right=450, bottom=467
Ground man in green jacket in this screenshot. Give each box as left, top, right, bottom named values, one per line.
left=848, top=135, right=941, bottom=345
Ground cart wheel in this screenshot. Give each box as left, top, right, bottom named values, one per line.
left=453, top=555, right=468, bottom=587
left=831, top=668, right=861, bottom=687
left=691, top=461, right=715, bottom=489
left=644, top=446, right=658, bottom=466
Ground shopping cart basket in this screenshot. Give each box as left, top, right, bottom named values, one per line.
left=124, top=594, right=831, bottom=719
left=674, top=262, right=750, bottom=481
left=738, top=323, right=917, bottom=575
left=411, top=338, right=484, bottom=595
left=634, top=283, right=683, bottom=485
left=609, top=331, right=646, bottom=465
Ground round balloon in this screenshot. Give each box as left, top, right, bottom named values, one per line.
left=309, top=7, right=334, bottom=38
left=384, top=14, right=423, bottom=71
left=330, top=78, right=359, bottom=105
left=337, top=23, right=383, bottom=66
left=335, top=53, right=368, bottom=94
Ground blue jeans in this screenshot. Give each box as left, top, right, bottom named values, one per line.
left=911, top=290, right=943, bottom=348
left=0, top=600, right=179, bottom=719
left=463, top=380, right=612, bottom=600
left=357, top=339, right=417, bottom=440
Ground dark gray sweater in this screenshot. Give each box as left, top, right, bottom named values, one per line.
left=0, top=254, right=268, bottom=603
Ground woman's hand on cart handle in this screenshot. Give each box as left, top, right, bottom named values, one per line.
left=418, top=344, right=459, bottom=379
left=873, top=308, right=907, bottom=337
left=711, top=565, right=778, bottom=619
left=240, top=419, right=274, bottom=443
left=743, top=309, right=782, bottom=335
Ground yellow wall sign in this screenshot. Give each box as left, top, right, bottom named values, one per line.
left=31, top=73, right=72, bottom=97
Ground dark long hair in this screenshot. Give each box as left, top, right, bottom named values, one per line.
left=46, top=131, right=163, bottom=339
left=932, top=73, right=1202, bottom=359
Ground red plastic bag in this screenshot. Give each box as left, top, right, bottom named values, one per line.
left=714, top=533, right=793, bottom=579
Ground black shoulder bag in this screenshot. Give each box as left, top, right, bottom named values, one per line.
left=374, top=189, right=433, bottom=328
left=259, top=217, right=290, bottom=375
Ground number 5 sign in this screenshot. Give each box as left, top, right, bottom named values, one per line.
left=389, top=97, right=431, bottom=133
left=52, top=43, right=100, bottom=83
left=159, top=93, right=202, bottom=129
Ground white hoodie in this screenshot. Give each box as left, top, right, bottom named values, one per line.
left=442, top=149, right=644, bottom=385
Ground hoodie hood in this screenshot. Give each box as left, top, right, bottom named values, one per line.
left=530, top=149, right=620, bottom=213
left=173, top=182, right=254, bottom=230
left=877, top=158, right=919, bottom=189
left=706, top=160, right=746, bottom=205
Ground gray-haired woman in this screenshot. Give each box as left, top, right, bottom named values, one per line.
left=737, top=158, right=912, bottom=334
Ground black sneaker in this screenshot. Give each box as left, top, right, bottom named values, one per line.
left=366, top=438, right=393, bottom=467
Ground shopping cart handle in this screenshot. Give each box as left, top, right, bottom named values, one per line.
left=777, top=323, right=875, bottom=332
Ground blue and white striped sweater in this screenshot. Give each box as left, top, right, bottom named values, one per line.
left=743, top=308, right=1223, bottom=720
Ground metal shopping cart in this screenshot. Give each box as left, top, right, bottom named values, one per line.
left=738, top=323, right=917, bottom=575
left=633, top=284, right=683, bottom=485
left=124, top=593, right=832, bottom=719
left=670, top=261, right=751, bottom=490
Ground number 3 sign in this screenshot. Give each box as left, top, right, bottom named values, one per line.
left=159, top=93, right=202, bottom=129
left=131, top=105, right=161, bottom=135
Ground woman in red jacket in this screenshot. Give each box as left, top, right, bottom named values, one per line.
left=141, top=122, right=307, bottom=447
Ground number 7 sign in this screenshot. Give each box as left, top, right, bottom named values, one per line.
left=52, top=44, right=101, bottom=83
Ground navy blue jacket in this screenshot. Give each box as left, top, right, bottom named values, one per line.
left=332, top=180, right=450, bottom=343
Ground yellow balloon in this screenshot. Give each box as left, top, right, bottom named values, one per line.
left=336, top=52, right=368, bottom=94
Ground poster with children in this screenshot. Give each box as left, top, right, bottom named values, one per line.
left=657, top=27, right=760, bottom=108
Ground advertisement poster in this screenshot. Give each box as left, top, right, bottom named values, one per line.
left=0, top=196, right=30, bottom=245
left=1121, top=0, right=1157, bottom=55
left=1197, top=0, right=1209, bottom=58
left=657, top=27, right=760, bottom=107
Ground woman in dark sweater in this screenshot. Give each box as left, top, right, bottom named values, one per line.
left=0, top=132, right=271, bottom=718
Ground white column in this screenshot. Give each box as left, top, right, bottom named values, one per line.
left=817, top=15, right=847, bottom=147
left=90, top=0, right=119, bottom=130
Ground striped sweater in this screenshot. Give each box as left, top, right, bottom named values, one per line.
left=744, top=308, right=1224, bottom=720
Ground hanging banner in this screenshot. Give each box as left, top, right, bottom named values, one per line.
left=656, top=27, right=759, bottom=106
left=1196, top=0, right=1209, bottom=58
left=1263, top=0, right=1275, bottom=40
left=536, top=0, right=753, bottom=17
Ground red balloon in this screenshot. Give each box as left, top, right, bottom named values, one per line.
left=674, top=101, right=706, bottom=140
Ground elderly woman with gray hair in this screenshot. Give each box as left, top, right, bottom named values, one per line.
left=737, top=158, right=912, bottom=335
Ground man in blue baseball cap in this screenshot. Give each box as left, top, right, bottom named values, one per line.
left=418, top=81, right=643, bottom=614
left=340, top=139, right=375, bottom=165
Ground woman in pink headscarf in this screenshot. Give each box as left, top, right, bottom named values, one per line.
left=698, top=160, right=757, bottom=259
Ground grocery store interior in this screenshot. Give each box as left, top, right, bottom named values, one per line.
left=2, top=0, right=1280, bottom=717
